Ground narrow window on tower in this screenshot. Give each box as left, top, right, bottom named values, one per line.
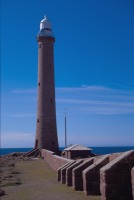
left=38, top=82, right=40, bottom=86
left=39, top=44, right=41, bottom=48
left=35, top=140, right=38, bottom=148
left=37, top=119, right=39, bottom=123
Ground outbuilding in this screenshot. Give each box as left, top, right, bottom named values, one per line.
left=62, top=144, right=93, bottom=159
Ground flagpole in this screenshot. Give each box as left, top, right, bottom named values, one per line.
left=65, top=108, right=67, bottom=148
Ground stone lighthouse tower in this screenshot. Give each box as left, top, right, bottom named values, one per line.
left=35, top=16, right=59, bottom=152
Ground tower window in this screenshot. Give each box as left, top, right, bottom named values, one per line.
left=35, top=140, right=38, bottom=148
left=50, top=98, right=53, bottom=102
left=37, top=119, right=39, bottom=123
left=39, top=44, right=41, bottom=48
left=38, top=82, right=40, bottom=86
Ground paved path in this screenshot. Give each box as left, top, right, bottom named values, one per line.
left=2, top=158, right=101, bottom=200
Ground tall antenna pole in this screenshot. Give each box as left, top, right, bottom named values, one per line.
left=65, top=108, right=67, bottom=148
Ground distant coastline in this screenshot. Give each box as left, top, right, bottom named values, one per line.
left=1, top=146, right=134, bottom=156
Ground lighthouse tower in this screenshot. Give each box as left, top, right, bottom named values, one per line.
left=35, top=16, right=59, bottom=152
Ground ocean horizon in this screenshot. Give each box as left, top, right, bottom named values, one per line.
left=1, top=146, right=134, bottom=156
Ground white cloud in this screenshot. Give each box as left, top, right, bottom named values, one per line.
left=11, top=85, right=111, bottom=94
left=56, top=85, right=110, bottom=92
left=11, top=89, right=36, bottom=94
left=4, top=113, right=36, bottom=118
left=56, top=86, right=134, bottom=115
left=9, top=86, right=134, bottom=115
left=56, top=98, right=134, bottom=107
left=2, top=86, right=133, bottom=148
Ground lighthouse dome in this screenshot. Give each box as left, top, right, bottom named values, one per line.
left=37, top=15, right=54, bottom=38
left=40, top=16, right=52, bottom=30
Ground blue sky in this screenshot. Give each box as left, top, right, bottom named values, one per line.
left=1, top=0, right=134, bottom=148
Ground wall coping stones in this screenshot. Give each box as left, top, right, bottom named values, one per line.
left=83, top=154, right=110, bottom=195
left=42, top=149, right=73, bottom=162
left=83, top=154, right=110, bottom=175
left=109, top=152, right=122, bottom=162
left=67, top=159, right=84, bottom=171
left=54, top=155, right=73, bottom=162
left=66, top=159, right=84, bottom=186
left=41, top=149, right=73, bottom=171
left=61, top=161, right=76, bottom=184
left=42, top=149, right=54, bottom=154
left=100, top=150, right=134, bottom=173
left=58, top=160, right=73, bottom=171
left=73, top=157, right=94, bottom=191
left=73, top=157, right=94, bottom=173
left=57, top=160, right=74, bottom=181
left=100, top=150, right=134, bottom=200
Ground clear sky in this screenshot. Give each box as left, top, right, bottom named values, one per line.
left=1, top=0, right=134, bottom=148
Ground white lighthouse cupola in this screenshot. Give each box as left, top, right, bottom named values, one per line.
left=37, top=15, right=53, bottom=38
left=40, top=15, right=52, bottom=30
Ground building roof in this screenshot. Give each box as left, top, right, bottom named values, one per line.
left=64, top=144, right=92, bottom=151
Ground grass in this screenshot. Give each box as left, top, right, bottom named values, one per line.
left=1, top=181, right=21, bottom=187
left=1, top=159, right=101, bottom=200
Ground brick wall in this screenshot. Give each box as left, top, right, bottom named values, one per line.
left=100, top=150, right=134, bottom=200
left=73, top=157, right=94, bottom=191
left=61, top=161, right=75, bottom=184
left=41, top=149, right=72, bottom=171
left=83, top=154, right=110, bottom=195
left=58, top=162, right=72, bottom=181
left=66, top=159, right=84, bottom=186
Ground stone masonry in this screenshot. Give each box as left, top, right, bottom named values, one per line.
left=41, top=149, right=72, bottom=171
left=83, top=154, right=110, bottom=195
left=58, top=162, right=73, bottom=182
left=66, top=159, right=84, bottom=186
left=35, top=17, right=59, bottom=152
left=100, top=150, right=134, bottom=200
left=41, top=149, right=134, bottom=199
left=73, top=158, right=94, bottom=191
left=61, top=161, right=76, bottom=184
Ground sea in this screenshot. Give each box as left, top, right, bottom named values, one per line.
left=1, top=146, right=134, bottom=156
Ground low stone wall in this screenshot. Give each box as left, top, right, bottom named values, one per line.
left=83, top=154, right=110, bottom=195
left=73, top=157, right=94, bottom=191
left=58, top=162, right=72, bottom=181
left=132, top=167, right=134, bottom=199
left=66, top=159, right=84, bottom=186
left=100, top=150, right=134, bottom=200
left=41, top=149, right=72, bottom=171
left=61, top=161, right=76, bottom=184
left=42, top=149, right=134, bottom=199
